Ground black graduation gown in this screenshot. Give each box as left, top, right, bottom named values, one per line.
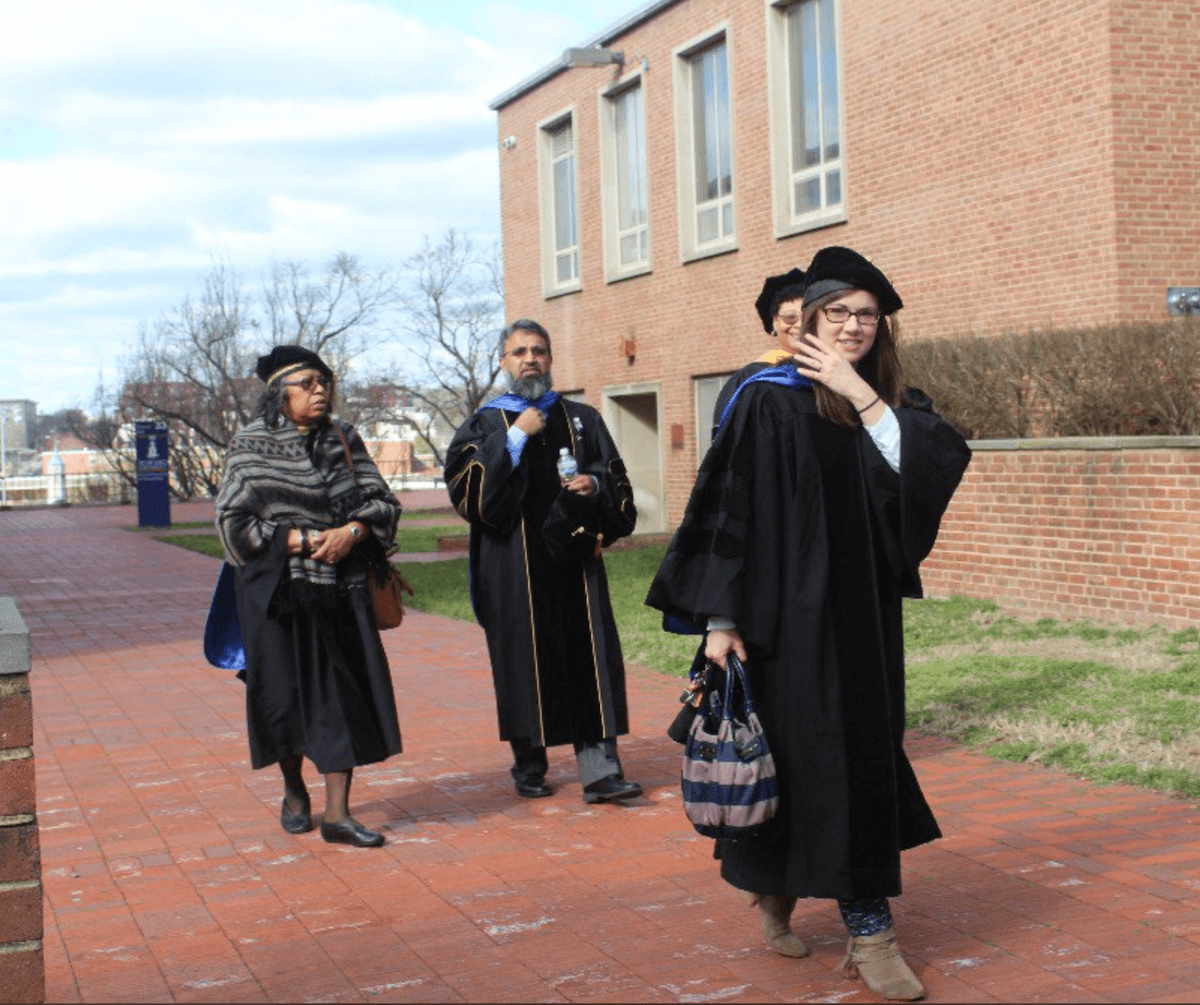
left=445, top=399, right=637, bottom=748
left=646, top=368, right=971, bottom=901
left=235, top=529, right=402, bottom=775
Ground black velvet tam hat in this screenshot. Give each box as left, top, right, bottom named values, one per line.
left=254, top=345, right=334, bottom=384
left=802, top=246, right=903, bottom=316
left=754, top=267, right=807, bottom=333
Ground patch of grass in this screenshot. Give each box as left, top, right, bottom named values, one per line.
left=154, top=534, right=225, bottom=559
left=400, top=506, right=460, bottom=523
left=394, top=525, right=468, bottom=553
left=129, top=520, right=214, bottom=532
left=603, top=544, right=700, bottom=672
left=399, top=558, right=475, bottom=622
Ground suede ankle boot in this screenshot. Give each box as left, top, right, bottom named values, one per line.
left=840, top=929, right=924, bottom=1000
left=746, top=893, right=809, bottom=957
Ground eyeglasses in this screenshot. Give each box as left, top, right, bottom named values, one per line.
left=505, top=345, right=549, bottom=359
left=821, top=306, right=880, bottom=327
left=281, top=375, right=332, bottom=391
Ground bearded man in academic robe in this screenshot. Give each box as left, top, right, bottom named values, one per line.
left=647, top=248, right=971, bottom=1001
left=445, top=319, right=642, bottom=804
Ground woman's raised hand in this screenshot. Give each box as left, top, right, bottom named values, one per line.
left=795, top=334, right=864, bottom=399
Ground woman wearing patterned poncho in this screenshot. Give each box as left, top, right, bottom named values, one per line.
left=216, top=345, right=401, bottom=848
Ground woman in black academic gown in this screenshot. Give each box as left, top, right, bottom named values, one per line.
left=647, top=248, right=970, bottom=1001
left=216, top=346, right=402, bottom=848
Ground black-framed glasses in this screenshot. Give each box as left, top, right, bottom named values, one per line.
left=281, top=375, right=332, bottom=391
left=821, top=305, right=880, bottom=326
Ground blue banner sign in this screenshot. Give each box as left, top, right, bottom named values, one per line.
left=135, top=420, right=171, bottom=527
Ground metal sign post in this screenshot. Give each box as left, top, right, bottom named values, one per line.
left=135, top=420, right=171, bottom=527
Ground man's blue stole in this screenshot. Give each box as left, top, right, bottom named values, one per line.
left=480, top=390, right=561, bottom=413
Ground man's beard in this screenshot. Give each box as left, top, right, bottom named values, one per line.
left=505, top=368, right=553, bottom=401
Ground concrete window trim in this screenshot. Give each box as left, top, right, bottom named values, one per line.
left=601, top=381, right=667, bottom=534
left=765, top=0, right=849, bottom=240
left=598, top=67, right=653, bottom=285
left=672, top=23, right=739, bottom=265
left=536, top=105, right=583, bottom=300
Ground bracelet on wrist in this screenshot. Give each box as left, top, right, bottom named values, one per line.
left=300, top=527, right=310, bottom=555
left=856, top=395, right=882, bottom=415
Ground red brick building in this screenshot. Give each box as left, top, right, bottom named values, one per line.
left=490, top=0, right=1200, bottom=530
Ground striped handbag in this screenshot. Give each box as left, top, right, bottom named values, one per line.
left=681, top=653, right=779, bottom=839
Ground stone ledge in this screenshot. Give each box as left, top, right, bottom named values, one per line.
left=969, top=435, right=1200, bottom=452
left=0, top=600, right=29, bottom=677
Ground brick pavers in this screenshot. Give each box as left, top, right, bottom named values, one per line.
left=4, top=502, right=1200, bottom=1003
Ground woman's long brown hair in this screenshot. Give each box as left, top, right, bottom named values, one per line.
left=800, top=290, right=904, bottom=427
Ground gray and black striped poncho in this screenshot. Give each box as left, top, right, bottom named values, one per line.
left=215, top=416, right=399, bottom=609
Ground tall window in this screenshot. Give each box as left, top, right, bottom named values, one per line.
left=674, top=29, right=737, bottom=261
left=613, top=84, right=649, bottom=268
left=691, top=41, right=733, bottom=246
left=548, top=118, right=579, bottom=286
left=788, top=0, right=840, bottom=217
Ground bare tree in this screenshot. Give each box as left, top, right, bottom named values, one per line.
left=380, top=229, right=505, bottom=467
left=74, top=253, right=399, bottom=498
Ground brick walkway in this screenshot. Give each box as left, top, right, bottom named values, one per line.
left=3, top=502, right=1200, bottom=1002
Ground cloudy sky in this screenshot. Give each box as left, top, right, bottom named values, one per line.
left=0, top=0, right=622, bottom=413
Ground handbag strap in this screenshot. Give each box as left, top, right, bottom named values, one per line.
left=721, top=652, right=757, bottom=719
left=332, top=422, right=356, bottom=474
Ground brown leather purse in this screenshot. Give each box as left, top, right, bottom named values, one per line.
left=331, top=423, right=413, bottom=630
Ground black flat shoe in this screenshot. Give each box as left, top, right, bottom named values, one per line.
left=280, top=795, right=313, bottom=834
left=583, top=775, right=642, bottom=804
left=514, top=778, right=553, bottom=799
left=320, top=818, right=384, bottom=848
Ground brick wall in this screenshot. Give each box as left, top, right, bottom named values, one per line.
left=492, top=0, right=1200, bottom=528
left=0, top=598, right=43, bottom=1005
left=1110, top=0, right=1200, bottom=316
left=921, top=439, right=1200, bottom=630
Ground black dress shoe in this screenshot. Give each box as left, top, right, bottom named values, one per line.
left=514, top=777, right=554, bottom=798
left=583, top=775, right=643, bottom=804
left=280, top=794, right=313, bottom=834
left=320, top=818, right=384, bottom=848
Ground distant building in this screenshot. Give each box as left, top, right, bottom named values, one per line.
left=489, top=0, right=1200, bottom=528
left=0, top=399, right=38, bottom=477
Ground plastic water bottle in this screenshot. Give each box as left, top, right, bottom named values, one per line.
left=556, top=447, right=579, bottom=482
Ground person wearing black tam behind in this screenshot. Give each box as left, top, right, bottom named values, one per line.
left=216, top=344, right=402, bottom=848
left=647, top=247, right=970, bottom=1000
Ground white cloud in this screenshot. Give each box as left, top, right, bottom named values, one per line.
left=0, top=0, right=620, bottom=411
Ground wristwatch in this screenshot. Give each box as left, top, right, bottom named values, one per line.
left=300, top=527, right=311, bottom=555
left=349, top=525, right=361, bottom=539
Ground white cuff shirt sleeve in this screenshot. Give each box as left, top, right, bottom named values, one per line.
left=505, top=425, right=528, bottom=467
left=706, top=615, right=737, bottom=632
left=864, top=405, right=901, bottom=474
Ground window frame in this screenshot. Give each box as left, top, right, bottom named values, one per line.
left=598, top=68, right=652, bottom=284
left=673, top=25, right=739, bottom=264
left=766, top=0, right=847, bottom=239
left=693, top=372, right=735, bottom=462
left=536, top=106, right=582, bottom=298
